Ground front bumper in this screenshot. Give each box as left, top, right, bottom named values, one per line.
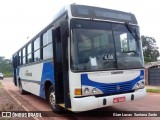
left=71, top=88, right=146, bottom=112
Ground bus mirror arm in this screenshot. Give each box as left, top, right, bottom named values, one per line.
left=125, top=22, right=140, bottom=41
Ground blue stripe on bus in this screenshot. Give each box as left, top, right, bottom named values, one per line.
left=40, top=61, right=54, bottom=98
left=81, top=70, right=144, bottom=94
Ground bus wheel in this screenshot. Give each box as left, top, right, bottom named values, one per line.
left=49, top=86, right=63, bottom=113
left=19, top=80, right=27, bottom=95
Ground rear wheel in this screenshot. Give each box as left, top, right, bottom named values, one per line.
left=49, top=86, right=64, bottom=113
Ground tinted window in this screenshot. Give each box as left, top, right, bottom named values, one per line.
left=34, top=37, right=40, bottom=51
left=19, top=51, right=21, bottom=65
left=33, top=37, right=40, bottom=62
left=42, top=28, right=53, bottom=59
left=43, top=29, right=52, bottom=46
left=27, top=43, right=32, bottom=63
left=43, top=44, right=53, bottom=59
left=71, top=19, right=143, bottom=72
left=71, top=5, right=137, bottom=24
left=27, top=43, right=31, bottom=54
left=34, top=50, right=40, bottom=62
left=22, top=48, right=26, bottom=64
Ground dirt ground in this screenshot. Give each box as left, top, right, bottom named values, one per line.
left=1, top=78, right=160, bottom=120
left=0, top=81, right=24, bottom=111
left=0, top=81, right=35, bottom=120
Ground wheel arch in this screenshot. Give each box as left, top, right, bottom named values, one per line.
left=44, top=80, right=53, bottom=100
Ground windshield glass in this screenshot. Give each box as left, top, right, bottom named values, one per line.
left=112, top=23, right=143, bottom=69
left=71, top=19, right=143, bottom=72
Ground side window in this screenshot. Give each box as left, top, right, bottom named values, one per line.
left=33, top=37, right=40, bottom=62
left=120, top=33, right=128, bottom=52
left=27, top=43, right=32, bottom=63
left=22, top=48, right=26, bottom=64
left=42, top=28, right=53, bottom=59
left=129, top=36, right=136, bottom=51
left=18, top=51, right=21, bottom=65
left=120, top=33, right=136, bottom=52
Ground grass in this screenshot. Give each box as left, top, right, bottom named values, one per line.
left=146, top=88, right=160, bottom=93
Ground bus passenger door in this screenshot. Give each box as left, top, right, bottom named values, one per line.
left=52, top=21, right=71, bottom=109
left=52, top=27, right=64, bottom=104
left=12, top=54, right=18, bottom=86
left=60, top=21, right=71, bottom=109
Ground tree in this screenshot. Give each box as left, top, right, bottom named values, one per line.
left=141, top=35, right=160, bottom=62
left=0, top=56, right=12, bottom=77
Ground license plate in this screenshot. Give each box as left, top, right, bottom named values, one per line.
left=113, top=96, right=126, bottom=103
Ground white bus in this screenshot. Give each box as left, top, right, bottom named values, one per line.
left=12, top=4, right=146, bottom=113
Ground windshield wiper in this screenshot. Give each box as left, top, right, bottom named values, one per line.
left=125, top=22, right=140, bottom=40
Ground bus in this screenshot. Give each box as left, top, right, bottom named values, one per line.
left=12, top=4, right=146, bottom=113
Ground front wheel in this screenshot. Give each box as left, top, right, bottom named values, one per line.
left=49, top=86, right=63, bottom=113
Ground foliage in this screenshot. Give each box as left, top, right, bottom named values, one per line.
left=146, top=88, right=160, bottom=93
left=141, top=35, right=160, bottom=62
left=0, top=56, right=12, bottom=77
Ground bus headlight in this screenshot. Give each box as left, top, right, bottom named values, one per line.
left=92, top=88, right=97, bottom=94
left=84, top=88, right=89, bottom=94
left=82, top=86, right=103, bottom=96
left=136, top=83, right=140, bottom=89
left=140, top=81, right=145, bottom=88
left=132, top=80, right=145, bottom=90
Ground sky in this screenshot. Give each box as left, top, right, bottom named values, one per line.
left=0, top=0, right=160, bottom=59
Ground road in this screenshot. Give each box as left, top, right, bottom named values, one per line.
left=1, top=77, right=160, bottom=120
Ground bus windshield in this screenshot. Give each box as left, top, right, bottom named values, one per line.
left=71, top=19, right=143, bottom=71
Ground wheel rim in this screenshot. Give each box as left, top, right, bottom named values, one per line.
left=49, top=91, right=56, bottom=109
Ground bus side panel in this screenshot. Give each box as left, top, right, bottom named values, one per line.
left=19, top=63, right=43, bottom=96
left=39, top=61, right=54, bottom=98
left=19, top=61, right=54, bottom=98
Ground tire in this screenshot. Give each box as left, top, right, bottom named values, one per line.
left=49, top=86, right=63, bottom=113
left=19, top=80, right=27, bottom=95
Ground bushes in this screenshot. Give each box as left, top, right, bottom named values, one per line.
left=3, top=72, right=12, bottom=77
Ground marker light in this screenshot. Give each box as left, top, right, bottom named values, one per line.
left=74, top=88, right=82, bottom=95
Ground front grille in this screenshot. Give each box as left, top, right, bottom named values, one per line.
left=95, top=90, right=135, bottom=97
left=100, top=81, right=134, bottom=94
